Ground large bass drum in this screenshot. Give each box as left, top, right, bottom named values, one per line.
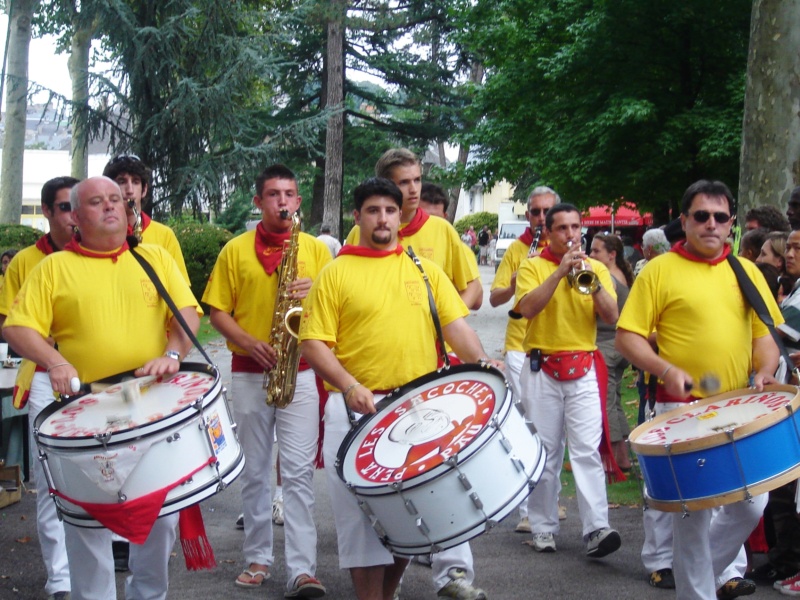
left=34, top=363, right=244, bottom=529
left=337, top=364, right=545, bottom=556
left=629, top=384, right=800, bottom=512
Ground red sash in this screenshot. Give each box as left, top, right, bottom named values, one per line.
left=64, top=238, right=129, bottom=262
left=35, top=234, right=58, bottom=255
left=254, top=222, right=290, bottom=275
left=670, top=240, right=731, bottom=265
left=398, top=208, right=429, bottom=238
left=140, top=212, right=152, bottom=232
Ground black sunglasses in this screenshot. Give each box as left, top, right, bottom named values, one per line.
left=54, top=202, right=72, bottom=213
left=687, top=210, right=732, bottom=224
left=528, top=208, right=546, bottom=216
left=109, top=154, right=141, bottom=164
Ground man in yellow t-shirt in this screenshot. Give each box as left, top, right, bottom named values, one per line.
left=0, top=176, right=77, bottom=599
left=513, top=203, right=622, bottom=558
left=617, top=180, right=781, bottom=600
left=4, top=176, right=200, bottom=600
left=489, top=185, right=558, bottom=533
left=103, top=154, right=190, bottom=284
left=202, top=164, right=330, bottom=597
left=300, top=177, right=502, bottom=600
left=346, top=148, right=482, bottom=311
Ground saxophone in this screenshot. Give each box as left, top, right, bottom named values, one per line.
left=263, top=210, right=303, bottom=407
left=128, top=200, right=143, bottom=243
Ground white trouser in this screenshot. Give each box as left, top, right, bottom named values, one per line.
left=521, top=360, right=609, bottom=539
left=233, top=369, right=320, bottom=589
left=323, top=393, right=396, bottom=569
left=64, top=513, right=178, bottom=600
left=432, top=543, right=475, bottom=589
left=29, top=371, right=71, bottom=595
left=644, top=401, right=760, bottom=598
left=505, top=350, right=528, bottom=519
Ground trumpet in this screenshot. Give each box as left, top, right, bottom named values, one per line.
left=508, top=226, right=543, bottom=320
left=565, top=240, right=600, bottom=295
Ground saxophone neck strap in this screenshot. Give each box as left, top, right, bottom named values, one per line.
left=129, top=248, right=213, bottom=365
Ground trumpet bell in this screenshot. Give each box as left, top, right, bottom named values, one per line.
left=567, top=269, right=600, bottom=295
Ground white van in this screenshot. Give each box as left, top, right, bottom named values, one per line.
left=492, top=220, right=528, bottom=271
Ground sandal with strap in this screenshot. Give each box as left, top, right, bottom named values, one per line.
left=285, top=574, right=326, bottom=598
left=235, top=567, right=271, bottom=589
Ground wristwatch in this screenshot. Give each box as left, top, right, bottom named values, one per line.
left=164, top=350, right=181, bottom=361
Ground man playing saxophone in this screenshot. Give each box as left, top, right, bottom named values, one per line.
left=203, top=164, right=331, bottom=597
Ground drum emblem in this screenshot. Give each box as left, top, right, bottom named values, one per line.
left=353, top=379, right=495, bottom=483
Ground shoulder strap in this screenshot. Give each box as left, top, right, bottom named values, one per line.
left=726, top=255, right=794, bottom=383
left=130, top=247, right=214, bottom=365
left=407, top=246, right=450, bottom=368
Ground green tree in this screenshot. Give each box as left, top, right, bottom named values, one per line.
left=461, top=0, right=751, bottom=217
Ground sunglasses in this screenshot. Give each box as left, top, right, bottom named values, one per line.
left=687, top=210, right=732, bottom=224
left=54, top=202, right=72, bottom=213
left=528, top=208, right=547, bottom=216
left=108, top=154, right=141, bottom=164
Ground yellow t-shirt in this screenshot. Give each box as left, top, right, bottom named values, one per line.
left=617, top=252, right=782, bottom=396
left=0, top=244, right=48, bottom=316
left=4, top=244, right=200, bottom=383
left=491, top=238, right=531, bottom=352
left=345, top=214, right=479, bottom=292
left=202, top=230, right=332, bottom=356
left=143, top=219, right=190, bottom=285
left=515, top=256, right=616, bottom=353
left=299, top=251, right=469, bottom=391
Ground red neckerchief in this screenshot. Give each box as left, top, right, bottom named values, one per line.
left=338, top=244, right=404, bottom=258
left=254, top=222, right=290, bottom=275
left=35, top=234, right=58, bottom=255
left=64, top=237, right=129, bottom=263
left=398, top=209, right=429, bottom=238
left=141, top=212, right=152, bottom=232
left=538, top=246, right=562, bottom=266
left=670, top=240, right=731, bottom=265
left=518, top=227, right=548, bottom=249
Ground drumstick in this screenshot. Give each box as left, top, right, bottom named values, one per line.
left=683, top=373, right=721, bottom=395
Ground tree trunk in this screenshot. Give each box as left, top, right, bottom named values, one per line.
left=69, top=23, right=93, bottom=179
left=446, top=62, right=484, bottom=224
left=0, top=0, right=36, bottom=225
left=322, top=0, right=345, bottom=238
left=738, top=0, right=800, bottom=214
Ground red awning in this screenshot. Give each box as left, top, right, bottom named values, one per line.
left=582, top=204, right=653, bottom=227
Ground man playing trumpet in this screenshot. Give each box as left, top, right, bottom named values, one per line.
left=512, top=202, right=623, bottom=557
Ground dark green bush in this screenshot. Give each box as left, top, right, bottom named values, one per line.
left=169, top=219, right=233, bottom=303
left=453, top=212, right=498, bottom=236
left=0, top=224, right=43, bottom=253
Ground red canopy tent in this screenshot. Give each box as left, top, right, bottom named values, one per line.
left=582, top=204, right=653, bottom=229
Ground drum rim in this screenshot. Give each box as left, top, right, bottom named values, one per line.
left=34, top=362, right=221, bottom=446
left=336, top=363, right=509, bottom=487
left=629, top=383, right=800, bottom=456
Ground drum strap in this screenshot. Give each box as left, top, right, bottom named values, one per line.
left=726, top=255, right=796, bottom=383
left=406, top=246, right=450, bottom=369
left=129, top=248, right=214, bottom=365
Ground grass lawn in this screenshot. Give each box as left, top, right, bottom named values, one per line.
left=196, top=315, right=222, bottom=346
left=559, top=366, right=645, bottom=508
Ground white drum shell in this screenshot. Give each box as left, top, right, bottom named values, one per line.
left=35, top=366, right=244, bottom=527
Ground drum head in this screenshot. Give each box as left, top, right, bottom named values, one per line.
left=36, top=363, right=220, bottom=445
left=337, top=364, right=510, bottom=489
left=630, top=384, right=800, bottom=455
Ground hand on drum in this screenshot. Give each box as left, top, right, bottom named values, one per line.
left=752, top=370, right=778, bottom=391
left=136, top=356, right=182, bottom=378
left=482, top=358, right=505, bottom=371
left=48, top=363, right=80, bottom=397
left=345, top=385, right=376, bottom=414
left=661, top=364, right=692, bottom=398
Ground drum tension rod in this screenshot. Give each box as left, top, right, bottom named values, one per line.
left=724, top=428, right=752, bottom=504
left=663, top=443, right=690, bottom=517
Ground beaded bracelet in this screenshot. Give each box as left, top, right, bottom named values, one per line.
left=660, top=365, right=673, bottom=381
left=47, top=362, right=71, bottom=373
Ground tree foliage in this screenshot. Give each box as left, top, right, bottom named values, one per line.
left=460, top=0, right=751, bottom=216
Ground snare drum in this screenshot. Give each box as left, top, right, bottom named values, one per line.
left=34, top=363, right=244, bottom=532
left=629, top=384, right=800, bottom=512
left=337, top=364, right=545, bottom=556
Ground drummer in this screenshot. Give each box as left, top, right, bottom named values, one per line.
left=0, top=176, right=78, bottom=600
left=616, top=179, right=782, bottom=600
left=299, top=177, right=503, bottom=600
left=3, top=176, right=201, bottom=600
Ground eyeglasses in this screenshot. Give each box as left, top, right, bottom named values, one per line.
left=528, top=208, right=546, bottom=216
left=54, top=202, right=72, bottom=212
left=687, top=210, right=732, bottom=224
left=108, top=154, right=141, bottom=164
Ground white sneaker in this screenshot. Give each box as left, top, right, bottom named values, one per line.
left=515, top=516, right=531, bottom=533
left=586, top=527, right=621, bottom=558
left=531, top=532, right=556, bottom=553
left=272, top=497, right=284, bottom=526
left=437, top=568, right=487, bottom=599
